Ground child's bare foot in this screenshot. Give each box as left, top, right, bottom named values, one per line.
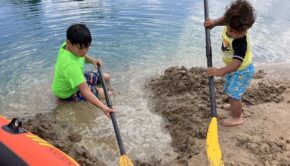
left=220, top=116, right=243, bottom=127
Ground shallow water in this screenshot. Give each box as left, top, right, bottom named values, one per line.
left=1, top=0, right=290, bottom=164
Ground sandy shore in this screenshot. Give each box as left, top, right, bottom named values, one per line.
left=19, top=63, right=290, bottom=165
left=146, top=63, right=290, bottom=165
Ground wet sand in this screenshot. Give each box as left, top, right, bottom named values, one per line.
left=20, top=63, right=290, bottom=165
left=22, top=113, right=106, bottom=166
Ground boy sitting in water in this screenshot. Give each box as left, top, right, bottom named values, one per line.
left=204, top=0, right=256, bottom=126
left=52, top=23, right=115, bottom=117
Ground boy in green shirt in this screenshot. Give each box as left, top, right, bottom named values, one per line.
left=52, top=24, right=114, bottom=117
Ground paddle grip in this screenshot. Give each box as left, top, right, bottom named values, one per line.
left=97, top=64, right=126, bottom=155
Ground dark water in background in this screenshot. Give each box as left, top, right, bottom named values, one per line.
left=1, top=0, right=290, bottom=164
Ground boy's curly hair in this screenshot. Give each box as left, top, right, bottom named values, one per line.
left=224, top=0, right=256, bottom=32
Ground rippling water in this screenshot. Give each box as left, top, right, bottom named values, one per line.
left=1, top=0, right=290, bottom=164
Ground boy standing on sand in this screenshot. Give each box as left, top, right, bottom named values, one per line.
left=52, top=23, right=115, bottom=117
left=204, top=0, right=256, bottom=126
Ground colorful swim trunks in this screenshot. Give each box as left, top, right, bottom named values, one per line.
left=224, top=64, right=255, bottom=100
left=59, top=71, right=101, bottom=101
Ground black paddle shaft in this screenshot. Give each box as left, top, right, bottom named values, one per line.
left=97, top=64, right=126, bottom=155
left=204, top=0, right=217, bottom=117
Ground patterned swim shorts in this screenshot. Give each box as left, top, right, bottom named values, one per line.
left=60, top=71, right=101, bottom=101
left=224, top=64, right=255, bottom=100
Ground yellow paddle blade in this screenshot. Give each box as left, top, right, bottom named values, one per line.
left=119, top=155, right=134, bottom=166
left=206, top=117, right=224, bottom=166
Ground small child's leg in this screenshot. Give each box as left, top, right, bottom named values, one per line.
left=220, top=97, right=243, bottom=127
left=229, top=97, right=242, bottom=118
left=222, top=103, right=244, bottom=112
left=221, top=103, right=231, bottom=111
left=221, top=64, right=254, bottom=127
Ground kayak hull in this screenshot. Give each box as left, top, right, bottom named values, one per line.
left=0, top=116, right=79, bottom=166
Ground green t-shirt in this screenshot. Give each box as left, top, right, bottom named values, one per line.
left=52, top=42, right=85, bottom=99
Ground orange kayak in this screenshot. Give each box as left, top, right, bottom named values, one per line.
left=0, top=116, right=79, bottom=166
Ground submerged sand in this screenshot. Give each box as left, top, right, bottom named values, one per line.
left=20, top=63, right=290, bottom=165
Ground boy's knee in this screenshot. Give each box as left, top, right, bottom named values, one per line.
left=104, top=73, right=111, bottom=82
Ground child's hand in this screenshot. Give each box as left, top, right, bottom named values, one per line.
left=207, top=67, right=223, bottom=77
left=92, top=58, right=103, bottom=69
left=102, top=106, right=116, bottom=118
left=204, top=19, right=216, bottom=29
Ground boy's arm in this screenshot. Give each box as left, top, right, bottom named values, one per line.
left=84, top=54, right=103, bottom=68
left=204, top=16, right=225, bottom=29
left=207, top=59, right=242, bottom=77
left=84, top=54, right=95, bottom=63
left=78, top=82, right=114, bottom=117
left=212, top=16, right=225, bottom=26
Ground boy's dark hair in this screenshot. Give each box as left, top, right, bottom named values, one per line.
left=66, top=24, right=92, bottom=48
left=224, top=0, right=256, bottom=32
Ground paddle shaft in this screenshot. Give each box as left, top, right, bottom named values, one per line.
left=97, top=65, right=126, bottom=155
left=204, top=0, right=217, bottom=117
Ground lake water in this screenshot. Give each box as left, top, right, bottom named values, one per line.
left=1, top=0, right=290, bottom=165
